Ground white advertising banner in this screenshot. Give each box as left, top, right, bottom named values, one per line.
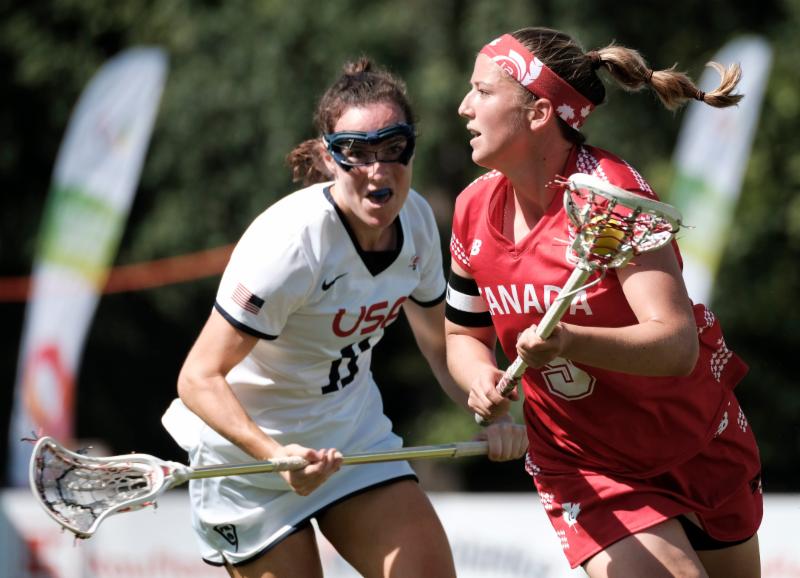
left=2, top=490, right=798, bottom=578
left=7, top=48, right=168, bottom=486
left=668, top=35, right=772, bottom=304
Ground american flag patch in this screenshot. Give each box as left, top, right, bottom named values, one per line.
left=232, top=282, right=264, bottom=314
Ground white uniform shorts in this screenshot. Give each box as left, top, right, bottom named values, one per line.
left=189, top=438, right=416, bottom=566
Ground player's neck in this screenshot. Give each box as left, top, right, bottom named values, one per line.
left=508, top=138, right=569, bottom=183
left=506, top=143, right=573, bottom=207
left=502, top=143, right=573, bottom=241
left=502, top=184, right=549, bottom=243
left=352, top=219, right=396, bottom=252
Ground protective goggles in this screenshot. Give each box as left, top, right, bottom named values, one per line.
left=323, top=123, right=416, bottom=170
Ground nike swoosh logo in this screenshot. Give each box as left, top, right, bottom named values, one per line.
left=322, top=273, right=348, bottom=291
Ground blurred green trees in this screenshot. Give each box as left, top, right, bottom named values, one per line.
left=1, top=0, right=797, bottom=490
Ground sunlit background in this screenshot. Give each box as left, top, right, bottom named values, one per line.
left=1, top=1, right=798, bottom=576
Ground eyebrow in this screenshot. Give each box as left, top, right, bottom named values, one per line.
left=471, top=79, right=495, bottom=89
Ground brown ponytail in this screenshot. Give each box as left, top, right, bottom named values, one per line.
left=588, top=45, right=743, bottom=110
left=285, top=138, right=333, bottom=186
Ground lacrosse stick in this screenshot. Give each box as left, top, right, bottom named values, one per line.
left=29, top=435, right=488, bottom=539
left=477, top=172, right=683, bottom=424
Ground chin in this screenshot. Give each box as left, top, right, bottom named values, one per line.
left=363, top=205, right=393, bottom=224
left=471, top=152, right=494, bottom=170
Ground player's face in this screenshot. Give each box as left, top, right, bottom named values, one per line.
left=458, top=54, right=533, bottom=171
left=324, top=102, right=413, bottom=249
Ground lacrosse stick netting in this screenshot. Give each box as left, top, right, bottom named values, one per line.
left=29, top=436, right=191, bottom=539
left=481, top=173, right=683, bottom=415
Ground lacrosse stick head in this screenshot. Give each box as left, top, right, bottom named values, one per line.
left=29, top=436, right=188, bottom=539
left=561, top=173, right=683, bottom=271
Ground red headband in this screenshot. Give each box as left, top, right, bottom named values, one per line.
left=480, top=34, right=594, bottom=129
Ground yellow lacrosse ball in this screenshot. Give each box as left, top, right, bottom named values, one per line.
left=590, top=220, right=625, bottom=257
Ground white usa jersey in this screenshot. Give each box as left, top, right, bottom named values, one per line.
left=164, top=182, right=445, bottom=475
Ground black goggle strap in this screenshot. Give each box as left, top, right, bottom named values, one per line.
left=323, top=123, right=416, bottom=169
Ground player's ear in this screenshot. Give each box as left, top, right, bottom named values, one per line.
left=319, top=138, right=339, bottom=175
left=526, top=98, right=553, bottom=129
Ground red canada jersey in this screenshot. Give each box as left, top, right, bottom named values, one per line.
left=450, top=145, right=749, bottom=478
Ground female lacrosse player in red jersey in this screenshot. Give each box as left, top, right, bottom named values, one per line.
left=162, top=58, right=527, bottom=578
left=445, top=27, right=763, bottom=577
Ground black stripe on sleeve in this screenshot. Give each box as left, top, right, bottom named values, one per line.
left=409, top=288, right=446, bottom=308
left=214, top=302, right=278, bottom=340
left=445, top=269, right=491, bottom=326
left=447, top=270, right=480, bottom=295
left=445, top=303, right=493, bottom=327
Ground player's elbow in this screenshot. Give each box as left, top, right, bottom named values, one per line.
left=670, top=330, right=700, bottom=377
left=176, top=364, right=210, bottom=402
left=176, top=371, right=194, bottom=403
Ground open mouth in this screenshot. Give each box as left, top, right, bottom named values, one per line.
left=466, top=127, right=482, bottom=148
left=367, top=187, right=393, bottom=205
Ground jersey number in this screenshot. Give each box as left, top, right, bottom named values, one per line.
left=541, top=357, right=596, bottom=400
left=322, top=338, right=373, bottom=395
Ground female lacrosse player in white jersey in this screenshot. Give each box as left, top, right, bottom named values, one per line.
left=445, top=28, right=762, bottom=577
left=162, top=58, right=527, bottom=578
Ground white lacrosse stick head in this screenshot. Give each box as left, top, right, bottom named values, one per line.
left=562, top=173, right=683, bottom=271
left=29, top=436, right=189, bottom=539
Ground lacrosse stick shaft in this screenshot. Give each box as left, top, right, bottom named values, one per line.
left=475, top=266, right=592, bottom=425
left=29, top=436, right=489, bottom=540
left=186, top=441, right=489, bottom=480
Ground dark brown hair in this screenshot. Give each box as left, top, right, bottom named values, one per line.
left=510, top=27, right=743, bottom=144
left=286, top=58, right=416, bottom=185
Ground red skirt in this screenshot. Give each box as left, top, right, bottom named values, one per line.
left=529, top=391, right=763, bottom=569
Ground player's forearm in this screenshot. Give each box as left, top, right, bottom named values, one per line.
left=427, top=351, right=472, bottom=410
left=559, top=319, right=699, bottom=376
left=403, top=300, right=473, bottom=410
left=445, top=332, right=498, bottom=392
left=177, top=371, right=281, bottom=460
left=408, top=323, right=471, bottom=410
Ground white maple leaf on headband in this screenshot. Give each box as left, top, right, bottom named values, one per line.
left=557, top=104, right=576, bottom=121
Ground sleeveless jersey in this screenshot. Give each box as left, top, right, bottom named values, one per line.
left=165, top=182, right=445, bottom=478
left=450, top=145, right=748, bottom=478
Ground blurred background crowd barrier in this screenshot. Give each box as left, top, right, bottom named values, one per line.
left=3, top=490, right=800, bottom=578
left=1, top=1, right=798, bottom=575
